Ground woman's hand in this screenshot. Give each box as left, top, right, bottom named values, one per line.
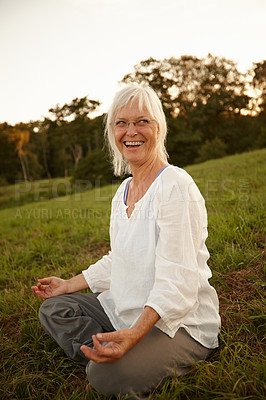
left=80, top=306, right=160, bottom=363
left=31, top=273, right=89, bottom=299
left=80, top=329, right=138, bottom=363
left=31, top=277, right=69, bottom=299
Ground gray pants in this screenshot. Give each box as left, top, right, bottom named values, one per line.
left=39, top=293, right=213, bottom=399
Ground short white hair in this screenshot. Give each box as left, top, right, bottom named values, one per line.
left=105, top=85, right=168, bottom=176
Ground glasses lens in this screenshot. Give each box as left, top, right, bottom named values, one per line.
left=136, top=120, right=148, bottom=129
left=114, top=119, right=154, bottom=131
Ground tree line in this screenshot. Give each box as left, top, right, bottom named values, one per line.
left=0, top=54, right=265, bottom=185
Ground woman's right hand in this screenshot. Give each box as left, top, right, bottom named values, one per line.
left=31, top=277, right=69, bottom=299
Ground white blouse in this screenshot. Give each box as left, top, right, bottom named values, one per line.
left=82, top=165, right=221, bottom=349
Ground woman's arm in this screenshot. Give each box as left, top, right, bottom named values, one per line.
left=80, top=306, right=160, bottom=363
left=31, top=273, right=88, bottom=299
left=32, top=250, right=114, bottom=299
left=144, top=175, right=205, bottom=336
left=130, top=305, right=160, bottom=342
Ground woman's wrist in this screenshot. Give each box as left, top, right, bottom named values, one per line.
left=130, top=306, right=160, bottom=343
left=66, top=273, right=89, bottom=293
left=129, top=326, right=143, bottom=344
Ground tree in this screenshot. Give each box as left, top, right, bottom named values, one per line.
left=48, top=96, right=101, bottom=169
left=167, top=116, right=203, bottom=166
left=121, top=54, right=250, bottom=118
left=72, top=148, right=115, bottom=187
left=0, top=124, right=21, bottom=184
left=196, top=137, right=227, bottom=163
left=30, top=119, right=52, bottom=179
left=3, top=125, right=31, bottom=181
left=122, top=57, right=177, bottom=116
left=251, top=60, right=266, bottom=114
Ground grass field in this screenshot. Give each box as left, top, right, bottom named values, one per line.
left=0, top=148, right=265, bottom=399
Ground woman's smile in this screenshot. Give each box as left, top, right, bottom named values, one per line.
left=123, top=140, right=145, bottom=149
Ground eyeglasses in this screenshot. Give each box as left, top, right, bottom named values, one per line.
left=113, top=119, right=156, bottom=132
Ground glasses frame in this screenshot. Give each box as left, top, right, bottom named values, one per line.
left=113, top=119, right=157, bottom=132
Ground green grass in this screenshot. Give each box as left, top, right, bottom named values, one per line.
left=0, top=177, right=108, bottom=211
left=0, top=148, right=265, bottom=399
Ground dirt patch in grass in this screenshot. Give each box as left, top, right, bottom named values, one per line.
left=218, top=260, right=265, bottom=350
left=223, top=260, right=264, bottom=300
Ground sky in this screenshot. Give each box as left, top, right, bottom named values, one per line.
left=0, top=0, right=265, bottom=125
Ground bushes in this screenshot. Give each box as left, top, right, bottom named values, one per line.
left=72, top=148, right=116, bottom=187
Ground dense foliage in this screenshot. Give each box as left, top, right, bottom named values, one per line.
left=0, top=55, right=265, bottom=184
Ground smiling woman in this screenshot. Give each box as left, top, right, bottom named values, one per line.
left=105, top=85, right=168, bottom=177
left=32, top=85, right=221, bottom=400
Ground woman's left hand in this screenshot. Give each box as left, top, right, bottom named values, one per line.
left=81, top=306, right=160, bottom=363
left=80, top=329, right=138, bottom=363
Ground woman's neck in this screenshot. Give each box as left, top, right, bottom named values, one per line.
left=125, top=157, right=168, bottom=216
left=130, top=157, right=167, bottom=191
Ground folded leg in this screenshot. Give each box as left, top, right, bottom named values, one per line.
left=39, top=292, right=114, bottom=366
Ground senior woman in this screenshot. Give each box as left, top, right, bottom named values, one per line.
left=32, top=85, right=220, bottom=399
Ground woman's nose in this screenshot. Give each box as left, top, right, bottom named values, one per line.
left=126, top=122, right=137, bottom=135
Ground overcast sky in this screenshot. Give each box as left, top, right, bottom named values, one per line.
left=0, top=0, right=265, bottom=125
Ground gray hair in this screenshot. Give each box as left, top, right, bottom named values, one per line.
left=105, top=85, right=168, bottom=176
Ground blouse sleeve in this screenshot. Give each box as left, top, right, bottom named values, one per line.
left=145, top=173, right=206, bottom=335
left=82, top=251, right=112, bottom=293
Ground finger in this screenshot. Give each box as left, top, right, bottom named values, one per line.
left=31, top=287, right=48, bottom=299
left=80, top=345, right=109, bottom=363
left=80, top=344, right=94, bottom=358
left=92, top=336, right=120, bottom=358
left=92, top=335, right=107, bottom=352
left=96, top=331, right=120, bottom=343
left=92, top=335, right=117, bottom=356
left=34, top=291, right=45, bottom=299
left=36, top=282, right=48, bottom=291
left=38, top=277, right=53, bottom=284
left=37, top=283, right=49, bottom=290
left=31, top=287, right=38, bottom=296
left=31, top=286, right=40, bottom=294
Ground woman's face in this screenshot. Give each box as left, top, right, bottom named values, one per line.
left=114, top=101, right=159, bottom=167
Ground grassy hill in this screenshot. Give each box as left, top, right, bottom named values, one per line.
left=0, top=149, right=265, bottom=399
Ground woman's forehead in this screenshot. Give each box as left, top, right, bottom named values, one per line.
left=116, top=101, right=150, bottom=118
